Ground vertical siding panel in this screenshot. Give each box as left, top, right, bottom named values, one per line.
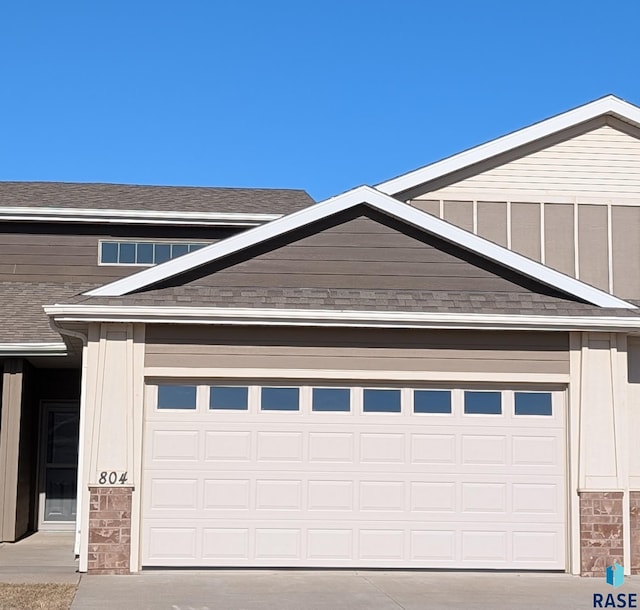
left=476, top=201, right=508, bottom=247
left=443, top=200, right=474, bottom=232
left=511, top=203, right=541, bottom=261
left=578, top=205, right=609, bottom=291
left=612, top=206, right=640, bottom=299
left=411, top=199, right=440, bottom=216
left=544, top=204, right=575, bottom=277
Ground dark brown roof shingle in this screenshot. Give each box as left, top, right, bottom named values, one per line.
left=69, top=286, right=640, bottom=318
left=0, top=182, right=314, bottom=215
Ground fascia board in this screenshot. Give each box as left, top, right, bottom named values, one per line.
left=0, top=342, right=67, bottom=356
left=45, top=305, right=640, bottom=332
left=376, top=96, right=640, bottom=196
left=0, top=207, right=282, bottom=226
left=83, top=185, right=635, bottom=310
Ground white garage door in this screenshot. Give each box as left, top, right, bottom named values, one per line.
left=141, top=384, right=566, bottom=569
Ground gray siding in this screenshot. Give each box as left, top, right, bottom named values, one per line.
left=578, top=205, right=609, bottom=291
left=145, top=326, right=570, bottom=375
left=191, top=214, right=549, bottom=293
left=612, top=207, right=640, bottom=299
left=477, top=201, right=507, bottom=247
left=443, top=200, right=473, bottom=232
left=511, top=203, right=541, bottom=261
left=544, top=204, right=575, bottom=276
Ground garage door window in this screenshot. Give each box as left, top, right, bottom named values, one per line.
left=157, top=385, right=197, bottom=410
left=464, top=391, right=502, bottom=415
left=209, top=386, right=248, bottom=410
left=515, top=391, right=553, bottom=416
left=312, top=388, right=350, bottom=412
left=414, top=390, right=451, bottom=414
left=261, top=387, right=300, bottom=411
left=363, top=389, right=401, bottom=413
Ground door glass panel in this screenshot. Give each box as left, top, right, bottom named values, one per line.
left=43, top=407, right=79, bottom=523
left=46, top=411, right=79, bottom=464
left=44, top=468, right=78, bottom=521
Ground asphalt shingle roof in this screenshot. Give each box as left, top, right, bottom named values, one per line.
left=0, top=281, right=95, bottom=343
left=0, top=182, right=314, bottom=215
left=69, top=286, right=640, bottom=318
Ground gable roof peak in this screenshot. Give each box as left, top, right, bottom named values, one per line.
left=83, top=185, right=635, bottom=310
left=376, top=95, right=640, bottom=197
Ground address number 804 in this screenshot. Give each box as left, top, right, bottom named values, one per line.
left=97, top=471, right=128, bottom=485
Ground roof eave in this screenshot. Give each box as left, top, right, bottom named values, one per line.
left=45, top=304, right=640, bottom=333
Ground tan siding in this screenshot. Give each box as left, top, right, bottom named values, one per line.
left=410, top=199, right=440, bottom=216
left=544, top=204, right=575, bottom=276
left=578, top=205, right=609, bottom=291
left=612, top=206, right=640, bottom=298
left=418, top=123, right=640, bottom=199
left=443, top=200, right=473, bottom=232
left=477, top=201, right=507, bottom=247
left=193, top=214, right=532, bottom=293
left=511, top=203, right=541, bottom=261
left=145, top=326, right=570, bottom=375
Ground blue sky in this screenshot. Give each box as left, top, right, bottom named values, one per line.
left=2, top=1, right=640, bottom=201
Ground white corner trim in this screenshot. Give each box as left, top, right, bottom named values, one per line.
left=376, top=95, right=640, bottom=195
left=83, top=185, right=635, bottom=310
left=0, top=206, right=283, bottom=227
left=45, top=304, right=640, bottom=332
left=0, top=342, right=67, bottom=356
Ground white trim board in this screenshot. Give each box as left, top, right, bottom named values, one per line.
left=0, top=206, right=282, bottom=227
left=0, top=342, right=67, bottom=356
left=376, top=95, right=640, bottom=197
left=83, top=185, right=635, bottom=310
left=45, top=305, right=640, bottom=332
left=143, top=367, right=571, bottom=384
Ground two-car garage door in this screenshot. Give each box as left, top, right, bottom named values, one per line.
left=141, top=383, right=565, bottom=569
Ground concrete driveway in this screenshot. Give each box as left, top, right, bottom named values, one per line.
left=71, top=570, right=640, bottom=610
left=1, top=535, right=638, bottom=609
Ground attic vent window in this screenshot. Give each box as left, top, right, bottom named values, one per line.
left=99, top=241, right=207, bottom=265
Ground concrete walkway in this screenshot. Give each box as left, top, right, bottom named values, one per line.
left=0, top=531, right=79, bottom=584
left=71, top=570, right=640, bottom=610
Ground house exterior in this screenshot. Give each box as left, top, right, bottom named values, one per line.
left=3, top=95, right=640, bottom=577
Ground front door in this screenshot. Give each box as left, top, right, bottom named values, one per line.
left=38, top=402, right=79, bottom=530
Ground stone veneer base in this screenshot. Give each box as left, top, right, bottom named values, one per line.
left=87, top=486, right=132, bottom=575
left=579, top=491, right=623, bottom=577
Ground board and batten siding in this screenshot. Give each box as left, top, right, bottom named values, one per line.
left=144, top=326, right=570, bottom=375
left=189, top=213, right=549, bottom=294
left=0, top=224, right=236, bottom=284
left=407, top=121, right=640, bottom=299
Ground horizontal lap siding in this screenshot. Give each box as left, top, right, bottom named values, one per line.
left=144, top=326, right=570, bottom=375
left=0, top=225, right=232, bottom=283
left=420, top=124, right=640, bottom=198
left=193, top=215, right=534, bottom=293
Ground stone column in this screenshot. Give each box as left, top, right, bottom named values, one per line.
left=580, top=491, right=624, bottom=576
left=87, top=486, right=133, bottom=574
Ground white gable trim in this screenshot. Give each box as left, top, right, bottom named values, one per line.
left=45, top=304, right=640, bottom=332
left=376, top=95, right=640, bottom=196
left=83, top=185, right=635, bottom=309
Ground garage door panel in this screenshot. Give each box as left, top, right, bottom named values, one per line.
left=142, top=386, right=566, bottom=568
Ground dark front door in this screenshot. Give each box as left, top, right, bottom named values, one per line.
left=39, top=402, right=79, bottom=529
